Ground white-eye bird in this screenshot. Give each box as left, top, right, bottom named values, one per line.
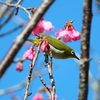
left=27, top=35, right=79, bottom=60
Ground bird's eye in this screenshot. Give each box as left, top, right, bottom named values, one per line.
left=71, top=50, right=75, bottom=55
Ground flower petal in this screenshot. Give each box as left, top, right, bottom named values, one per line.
left=55, top=29, right=67, bottom=39
left=23, top=46, right=36, bottom=61
left=41, top=18, right=54, bottom=31
left=62, top=34, right=72, bottom=42
left=32, top=22, right=44, bottom=35
left=40, top=40, right=50, bottom=52
left=55, top=26, right=80, bottom=42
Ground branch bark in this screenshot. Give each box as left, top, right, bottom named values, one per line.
left=78, top=0, right=93, bottom=100
left=0, top=0, right=55, bottom=78
left=0, top=0, right=14, bottom=20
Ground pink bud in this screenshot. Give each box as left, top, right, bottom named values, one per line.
left=16, top=62, right=23, bottom=71
left=40, top=40, right=50, bottom=52
left=23, top=46, right=36, bottom=61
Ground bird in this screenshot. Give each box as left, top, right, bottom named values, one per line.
left=27, top=35, right=79, bottom=60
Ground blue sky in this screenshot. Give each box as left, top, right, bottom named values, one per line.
left=0, top=0, right=100, bottom=100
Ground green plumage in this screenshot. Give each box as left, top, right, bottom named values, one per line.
left=27, top=35, right=79, bottom=60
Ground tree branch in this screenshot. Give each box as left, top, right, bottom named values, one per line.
left=38, top=74, right=51, bottom=94
left=0, top=1, right=31, bottom=19
left=45, top=56, right=56, bottom=100
left=78, top=0, right=93, bottom=100
left=0, top=0, right=14, bottom=20
left=24, top=40, right=42, bottom=100
left=0, top=24, right=23, bottom=37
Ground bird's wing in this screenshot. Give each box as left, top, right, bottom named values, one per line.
left=46, top=36, right=70, bottom=51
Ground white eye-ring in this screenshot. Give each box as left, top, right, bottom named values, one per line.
left=71, top=50, right=75, bottom=55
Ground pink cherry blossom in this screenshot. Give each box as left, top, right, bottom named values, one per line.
left=32, top=22, right=44, bottom=35
left=62, top=34, right=72, bottom=42
left=40, top=40, right=50, bottom=52
left=55, top=29, right=72, bottom=42
left=16, top=62, right=23, bottom=71
left=32, top=18, right=54, bottom=36
left=70, top=30, right=80, bottom=41
left=41, top=18, right=54, bottom=31
left=55, top=29, right=66, bottom=39
left=55, top=26, right=80, bottom=42
left=32, top=93, right=44, bottom=100
left=23, top=46, right=36, bottom=61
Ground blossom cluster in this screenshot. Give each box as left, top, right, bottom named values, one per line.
left=15, top=19, right=80, bottom=70
left=25, top=19, right=80, bottom=60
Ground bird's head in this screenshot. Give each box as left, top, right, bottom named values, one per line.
left=66, top=49, right=79, bottom=60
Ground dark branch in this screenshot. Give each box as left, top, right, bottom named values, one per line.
left=0, top=0, right=14, bottom=20
left=38, top=74, right=51, bottom=94
left=45, top=55, right=56, bottom=100
left=0, top=24, right=23, bottom=37
left=78, top=0, right=93, bottom=100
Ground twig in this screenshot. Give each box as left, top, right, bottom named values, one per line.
left=26, top=7, right=36, bottom=10
left=24, top=40, right=42, bottom=100
left=45, top=55, right=56, bottom=100
left=0, top=24, right=23, bottom=37
left=0, top=1, right=31, bottom=19
left=24, top=64, right=33, bottom=99
left=13, top=57, right=25, bottom=63
left=50, top=56, right=56, bottom=100
left=38, top=74, right=51, bottom=94
left=15, top=0, right=23, bottom=15
left=78, top=0, right=93, bottom=100
left=0, top=0, right=14, bottom=20
left=16, top=0, right=23, bottom=5
left=0, top=0, right=55, bottom=78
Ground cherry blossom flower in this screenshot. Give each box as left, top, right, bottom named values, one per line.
left=32, top=22, right=44, bottom=35
left=41, top=18, right=54, bottom=31
left=55, top=24, right=80, bottom=42
left=40, top=40, right=50, bottom=52
left=16, top=62, right=23, bottom=71
left=32, top=18, right=54, bottom=35
left=23, top=46, right=36, bottom=61
left=32, top=93, right=44, bottom=100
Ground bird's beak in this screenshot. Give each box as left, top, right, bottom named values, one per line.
left=75, top=55, right=80, bottom=60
